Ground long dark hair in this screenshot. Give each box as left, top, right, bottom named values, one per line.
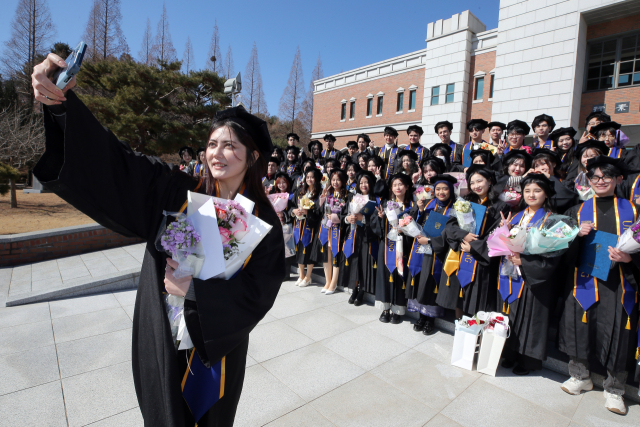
left=356, top=171, right=376, bottom=201
left=388, top=175, right=413, bottom=206
left=301, top=168, right=322, bottom=198
left=558, top=145, right=575, bottom=178
left=465, top=168, right=498, bottom=204
left=203, top=120, right=270, bottom=209
left=329, top=169, right=348, bottom=199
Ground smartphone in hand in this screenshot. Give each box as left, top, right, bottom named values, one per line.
left=53, top=42, right=87, bottom=90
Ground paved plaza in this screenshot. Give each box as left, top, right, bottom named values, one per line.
left=1, top=269, right=640, bottom=426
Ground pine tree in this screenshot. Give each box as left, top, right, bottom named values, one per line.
left=138, top=18, right=154, bottom=65
left=243, top=42, right=267, bottom=114
left=223, top=45, right=234, bottom=80
left=182, top=37, right=195, bottom=74
left=278, top=47, right=306, bottom=133
left=206, top=20, right=222, bottom=74
left=300, top=53, right=323, bottom=134
left=82, top=0, right=129, bottom=61
left=151, top=3, right=177, bottom=64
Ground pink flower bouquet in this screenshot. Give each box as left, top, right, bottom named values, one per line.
left=615, top=218, right=640, bottom=253
left=268, top=193, right=289, bottom=214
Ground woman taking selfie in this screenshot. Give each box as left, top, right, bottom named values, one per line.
left=31, top=54, right=285, bottom=426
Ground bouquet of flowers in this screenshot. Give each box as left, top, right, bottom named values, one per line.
left=325, top=196, right=345, bottom=227
left=320, top=173, right=329, bottom=189
left=446, top=172, right=468, bottom=197
left=453, top=199, right=476, bottom=233
left=498, top=176, right=522, bottom=207
left=297, top=193, right=315, bottom=219
left=615, top=218, right=640, bottom=253
left=487, top=224, right=526, bottom=279
left=385, top=201, right=405, bottom=274
left=524, top=215, right=579, bottom=257
left=348, top=194, right=371, bottom=232
left=158, top=213, right=204, bottom=279
left=268, top=193, right=289, bottom=215
left=413, top=185, right=434, bottom=202
left=472, top=142, right=497, bottom=154
left=399, top=216, right=432, bottom=254
left=214, top=200, right=250, bottom=260
left=575, top=172, right=594, bottom=201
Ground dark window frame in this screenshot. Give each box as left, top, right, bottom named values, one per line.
left=431, top=86, right=439, bottom=105
left=474, top=77, right=484, bottom=101
left=397, top=92, right=404, bottom=112
left=585, top=31, right=640, bottom=92
left=377, top=96, right=384, bottom=115
left=349, top=101, right=355, bottom=119
left=409, top=90, right=417, bottom=110
left=340, top=103, right=346, bottom=120
left=366, top=98, right=373, bottom=116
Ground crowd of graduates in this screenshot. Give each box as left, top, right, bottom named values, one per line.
left=256, top=113, right=640, bottom=416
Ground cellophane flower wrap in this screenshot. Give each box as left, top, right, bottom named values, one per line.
left=325, top=196, right=345, bottom=227
left=348, top=194, right=370, bottom=232
left=498, top=176, right=522, bottom=207
left=384, top=201, right=405, bottom=274
left=487, top=224, right=526, bottom=279
left=615, top=217, right=640, bottom=254
left=413, top=185, right=434, bottom=202
left=268, top=193, right=289, bottom=214
left=320, top=173, right=329, bottom=189
left=297, top=193, right=315, bottom=219
left=524, top=214, right=579, bottom=257
left=446, top=172, right=468, bottom=197
left=269, top=193, right=295, bottom=257
left=575, top=172, right=594, bottom=201
left=399, top=215, right=432, bottom=254
left=214, top=200, right=250, bottom=261
left=472, top=142, right=497, bottom=154
left=453, top=199, right=476, bottom=233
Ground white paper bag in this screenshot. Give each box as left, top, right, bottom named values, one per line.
left=451, top=316, right=483, bottom=371
left=476, top=312, right=509, bottom=377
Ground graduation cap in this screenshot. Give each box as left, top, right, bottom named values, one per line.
left=406, top=125, right=424, bottom=136
left=549, top=127, right=577, bottom=142
left=465, top=164, right=496, bottom=185
left=589, top=121, right=622, bottom=135
left=308, top=140, right=323, bottom=152
left=384, top=126, right=399, bottom=137
left=267, top=156, right=281, bottom=166
left=213, top=105, right=274, bottom=158
left=196, top=147, right=205, bottom=156
left=346, top=140, right=358, bottom=149
left=356, top=170, right=376, bottom=186
left=388, top=172, right=413, bottom=188
left=586, top=156, right=631, bottom=178
left=274, top=171, right=293, bottom=187
left=487, top=121, right=506, bottom=130
left=420, top=156, right=446, bottom=173
left=503, top=149, right=533, bottom=170
left=428, top=174, right=457, bottom=186
left=520, top=173, right=556, bottom=197
left=531, top=114, right=556, bottom=131
left=506, top=120, right=531, bottom=135
left=323, top=134, right=336, bottom=142
left=179, top=146, right=195, bottom=158
left=470, top=149, right=495, bottom=165
left=429, top=143, right=452, bottom=157
left=532, top=148, right=561, bottom=166
left=575, top=140, right=609, bottom=158
left=466, top=119, right=489, bottom=131
left=285, top=145, right=300, bottom=156
left=286, top=132, right=300, bottom=141
left=585, top=111, right=611, bottom=127
left=399, top=149, right=419, bottom=162
left=434, top=120, right=453, bottom=133
left=357, top=133, right=371, bottom=143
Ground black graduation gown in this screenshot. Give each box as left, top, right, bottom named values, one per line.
left=436, top=199, right=509, bottom=314
left=618, top=172, right=640, bottom=201
left=370, top=201, right=418, bottom=308
left=289, top=190, right=322, bottom=265
left=34, top=91, right=286, bottom=427
left=405, top=203, right=451, bottom=308
left=558, top=196, right=640, bottom=373
left=549, top=176, right=580, bottom=214
left=337, top=193, right=379, bottom=293
left=497, top=211, right=565, bottom=361
left=311, top=194, right=347, bottom=265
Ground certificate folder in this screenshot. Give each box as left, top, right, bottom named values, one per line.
left=423, top=211, right=448, bottom=237
left=578, top=230, right=618, bottom=281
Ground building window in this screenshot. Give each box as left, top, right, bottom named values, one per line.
left=397, top=92, right=404, bottom=112
left=377, top=96, right=383, bottom=114
left=585, top=33, right=640, bottom=91
left=409, top=90, right=416, bottom=110
left=445, top=83, right=455, bottom=103
left=474, top=77, right=484, bottom=101
left=431, top=86, right=439, bottom=105
left=349, top=101, right=355, bottom=119
left=490, top=75, right=495, bottom=98
left=366, top=98, right=373, bottom=116
left=341, top=103, right=346, bottom=120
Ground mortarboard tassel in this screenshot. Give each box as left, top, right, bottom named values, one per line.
left=459, top=288, right=463, bottom=298
left=389, top=275, right=393, bottom=283
left=373, top=261, right=377, bottom=269
left=636, top=347, right=639, bottom=360
left=411, top=278, right=414, bottom=288
left=506, top=305, right=509, bottom=315
left=582, top=311, right=587, bottom=323
left=402, top=282, right=406, bottom=290
left=321, top=247, right=323, bottom=253
left=345, top=259, right=348, bottom=266
left=434, top=285, right=438, bottom=294
left=303, top=247, right=305, bottom=254
left=625, top=316, right=631, bottom=330
left=446, top=278, right=450, bottom=287
left=503, top=302, right=507, bottom=314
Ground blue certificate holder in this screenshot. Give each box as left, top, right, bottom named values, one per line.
left=578, top=230, right=618, bottom=281
left=468, top=202, right=487, bottom=235
left=423, top=211, right=448, bottom=237
left=356, top=199, right=379, bottom=226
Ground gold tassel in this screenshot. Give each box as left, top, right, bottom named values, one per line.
left=303, top=247, right=305, bottom=254
left=402, top=282, right=406, bottom=290
left=503, top=302, right=506, bottom=313
left=625, top=316, right=631, bottom=330
left=636, top=347, right=639, bottom=360
left=345, top=259, right=348, bottom=266
left=373, top=262, right=377, bottom=269
left=446, top=277, right=450, bottom=287
left=321, top=247, right=323, bottom=253
left=506, top=305, right=510, bottom=315
left=582, top=311, right=587, bottom=323
left=389, top=275, right=393, bottom=283
left=434, top=285, right=438, bottom=294
left=411, top=278, right=414, bottom=287
left=459, top=288, right=463, bottom=298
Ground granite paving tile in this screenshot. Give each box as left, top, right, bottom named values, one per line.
left=60, top=266, right=91, bottom=281
left=88, top=265, right=120, bottom=277
left=414, top=331, right=456, bottom=364
left=423, top=414, right=463, bottom=427
left=265, top=405, right=336, bottom=427
left=49, top=293, right=121, bottom=319
left=0, top=344, right=59, bottom=396
left=31, top=277, right=64, bottom=292
left=81, top=251, right=108, bottom=261
left=122, top=305, right=135, bottom=321
left=86, top=408, right=144, bottom=426
left=323, top=300, right=381, bottom=325
left=247, top=320, right=314, bottom=362
left=571, top=387, right=640, bottom=426
left=52, top=307, right=132, bottom=343
left=0, top=302, right=50, bottom=329
left=102, top=247, right=133, bottom=260
left=282, top=307, right=360, bottom=342
left=30, top=269, right=61, bottom=282
left=8, top=280, right=31, bottom=296
left=365, top=317, right=433, bottom=348
left=0, top=320, right=54, bottom=355
left=0, top=381, right=67, bottom=427
left=113, top=289, right=137, bottom=306
left=258, top=312, right=278, bottom=325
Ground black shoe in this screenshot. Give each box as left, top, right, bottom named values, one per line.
left=390, top=313, right=402, bottom=324
left=353, top=289, right=364, bottom=306
left=501, top=359, right=515, bottom=369
left=348, top=287, right=358, bottom=304
left=413, top=315, right=427, bottom=332
left=512, top=365, right=530, bottom=376
left=379, top=310, right=390, bottom=323
left=422, top=318, right=436, bottom=335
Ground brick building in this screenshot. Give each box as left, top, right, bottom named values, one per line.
left=312, top=2, right=640, bottom=149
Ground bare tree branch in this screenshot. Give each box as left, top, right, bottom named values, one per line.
left=182, top=37, right=195, bottom=74
left=223, top=44, right=234, bottom=80
left=151, top=2, right=177, bottom=64
left=82, top=0, right=129, bottom=61
left=138, top=18, right=154, bottom=65
left=279, top=46, right=305, bottom=133
left=206, top=20, right=222, bottom=74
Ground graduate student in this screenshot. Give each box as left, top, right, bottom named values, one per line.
left=466, top=119, right=489, bottom=147
left=178, top=146, right=196, bottom=175
left=436, top=166, right=509, bottom=318
left=416, top=158, right=446, bottom=186
left=345, top=162, right=360, bottom=193
left=497, top=173, right=564, bottom=376
left=346, top=140, right=358, bottom=162
left=429, top=143, right=455, bottom=172
left=531, top=148, right=579, bottom=213
left=568, top=140, right=608, bottom=186
left=550, top=127, right=579, bottom=181
left=357, top=152, right=370, bottom=171
left=308, top=140, right=323, bottom=163
left=322, top=134, right=338, bottom=159
left=355, top=134, right=371, bottom=163
left=379, top=126, right=401, bottom=180
left=273, top=172, right=297, bottom=280
left=559, top=156, right=640, bottom=415
left=529, top=114, right=556, bottom=150
left=434, top=120, right=462, bottom=165
left=282, top=146, right=302, bottom=178
left=487, top=121, right=507, bottom=150
left=590, top=121, right=640, bottom=170
left=340, top=171, right=379, bottom=306
left=494, top=150, right=533, bottom=212
left=406, top=174, right=455, bottom=334
left=397, top=149, right=420, bottom=178
left=291, top=168, right=324, bottom=287
left=286, top=132, right=307, bottom=163
left=368, top=156, right=385, bottom=181
left=193, top=147, right=206, bottom=177
left=578, top=111, right=611, bottom=144
left=371, top=173, right=417, bottom=324
left=262, top=156, right=280, bottom=189
left=31, top=54, right=285, bottom=426
left=404, top=125, right=428, bottom=162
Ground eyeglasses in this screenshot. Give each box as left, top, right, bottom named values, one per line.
left=589, top=175, right=613, bottom=184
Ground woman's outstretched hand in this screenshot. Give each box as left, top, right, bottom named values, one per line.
left=31, top=53, right=76, bottom=106
left=164, top=258, right=192, bottom=297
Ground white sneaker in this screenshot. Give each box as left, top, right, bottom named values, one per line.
left=299, top=278, right=311, bottom=287
left=604, top=391, right=627, bottom=415
left=294, top=278, right=304, bottom=286
left=561, top=377, right=593, bottom=395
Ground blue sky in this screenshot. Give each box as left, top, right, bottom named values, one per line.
left=0, top=0, right=499, bottom=116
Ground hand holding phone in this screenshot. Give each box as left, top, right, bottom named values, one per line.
left=52, top=41, right=87, bottom=90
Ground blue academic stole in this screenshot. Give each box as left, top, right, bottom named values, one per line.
left=384, top=201, right=413, bottom=274
left=294, top=195, right=316, bottom=249
left=406, top=145, right=426, bottom=163
left=408, top=199, right=452, bottom=279
left=456, top=202, right=490, bottom=288
left=383, top=146, right=399, bottom=179
left=498, top=209, right=550, bottom=308
left=574, top=197, right=637, bottom=319
left=462, top=142, right=474, bottom=168
left=630, top=174, right=640, bottom=203
left=286, top=163, right=297, bottom=177
left=608, top=146, right=623, bottom=159
left=261, top=176, right=269, bottom=187
left=322, top=149, right=336, bottom=158
left=537, top=138, right=553, bottom=149
left=347, top=182, right=356, bottom=192
left=448, top=141, right=457, bottom=163
left=330, top=224, right=341, bottom=257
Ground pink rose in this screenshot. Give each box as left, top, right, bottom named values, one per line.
left=230, top=218, right=248, bottom=240
left=219, top=227, right=232, bottom=244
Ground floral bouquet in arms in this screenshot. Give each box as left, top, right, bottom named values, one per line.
left=487, top=224, right=526, bottom=279
left=385, top=201, right=405, bottom=274
left=615, top=217, right=640, bottom=253
left=296, top=193, right=315, bottom=220
left=453, top=199, right=476, bottom=233
left=524, top=215, right=579, bottom=257
left=498, top=176, right=522, bottom=207
left=575, top=172, right=594, bottom=201
left=268, top=193, right=289, bottom=216
left=399, top=216, right=432, bottom=254
left=320, top=174, right=329, bottom=189
left=325, top=196, right=345, bottom=227
left=348, top=194, right=371, bottom=232
left=269, top=193, right=295, bottom=257
left=413, top=185, right=434, bottom=202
